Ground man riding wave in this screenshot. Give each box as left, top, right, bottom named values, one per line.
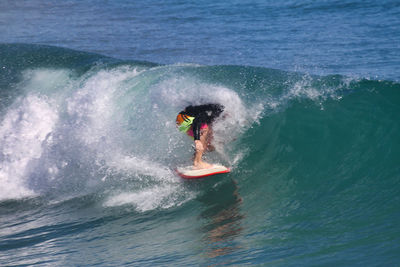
left=176, top=104, right=224, bottom=169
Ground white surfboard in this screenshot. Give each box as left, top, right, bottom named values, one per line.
left=176, top=164, right=230, bottom=179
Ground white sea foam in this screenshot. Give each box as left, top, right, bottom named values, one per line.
left=0, top=94, right=58, bottom=200
left=103, top=184, right=193, bottom=212
left=0, top=64, right=253, bottom=206
left=105, top=153, right=174, bottom=181
left=66, top=66, right=140, bottom=146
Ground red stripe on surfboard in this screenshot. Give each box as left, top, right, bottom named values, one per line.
left=176, top=168, right=230, bottom=179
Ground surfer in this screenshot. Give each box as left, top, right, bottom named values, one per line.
left=176, top=103, right=224, bottom=169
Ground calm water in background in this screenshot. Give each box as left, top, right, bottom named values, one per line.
left=1, top=0, right=400, bottom=80
left=0, top=1, right=399, bottom=266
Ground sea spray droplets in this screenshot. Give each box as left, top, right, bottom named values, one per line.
left=66, top=67, right=140, bottom=146
left=21, top=68, right=72, bottom=96
left=156, top=74, right=260, bottom=137
left=0, top=95, right=58, bottom=200
left=266, top=74, right=354, bottom=112
left=104, top=184, right=195, bottom=212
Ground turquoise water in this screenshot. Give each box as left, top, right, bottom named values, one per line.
left=1, top=1, right=400, bottom=266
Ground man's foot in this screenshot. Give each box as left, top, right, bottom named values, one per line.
left=193, top=161, right=213, bottom=170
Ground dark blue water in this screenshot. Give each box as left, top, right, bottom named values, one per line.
left=1, top=1, right=399, bottom=266
left=1, top=0, right=400, bottom=80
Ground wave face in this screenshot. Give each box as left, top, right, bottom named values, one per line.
left=0, top=44, right=399, bottom=266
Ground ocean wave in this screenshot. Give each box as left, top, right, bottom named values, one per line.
left=0, top=44, right=399, bottom=217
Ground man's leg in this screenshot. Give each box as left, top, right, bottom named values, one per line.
left=193, top=128, right=212, bottom=169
